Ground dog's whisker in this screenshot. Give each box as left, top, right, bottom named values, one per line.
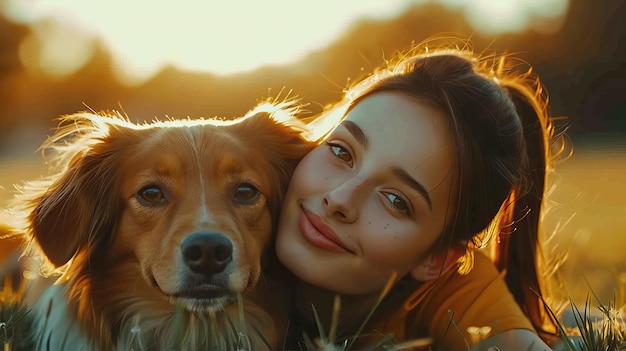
left=4, top=102, right=314, bottom=350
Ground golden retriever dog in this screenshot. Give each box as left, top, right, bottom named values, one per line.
left=3, top=102, right=314, bottom=350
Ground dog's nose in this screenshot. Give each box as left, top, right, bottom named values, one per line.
left=181, top=232, right=233, bottom=276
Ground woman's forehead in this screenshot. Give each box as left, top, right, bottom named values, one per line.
left=343, top=92, right=457, bottom=211
left=344, top=93, right=449, bottom=153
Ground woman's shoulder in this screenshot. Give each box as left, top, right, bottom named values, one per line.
left=410, top=250, right=505, bottom=303
left=400, top=250, right=536, bottom=350
left=466, top=249, right=500, bottom=276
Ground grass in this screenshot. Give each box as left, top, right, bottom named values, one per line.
left=0, top=278, right=35, bottom=351
left=296, top=290, right=626, bottom=351
left=549, top=292, right=626, bottom=351
left=1, top=146, right=625, bottom=350
left=0, top=283, right=272, bottom=350
left=1, top=256, right=622, bottom=350
left=0, top=294, right=626, bottom=351
left=2, top=274, right=619, bottom=351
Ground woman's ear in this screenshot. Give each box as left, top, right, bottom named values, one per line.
left=410, top=246, right=466, bottom=281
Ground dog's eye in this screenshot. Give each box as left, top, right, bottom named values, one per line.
left=137, top=186, right=167, bottom=206
left=233, top=183, right=259, bottom=204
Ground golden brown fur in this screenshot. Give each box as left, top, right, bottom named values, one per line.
left=4, top=102, right=314, bottom=350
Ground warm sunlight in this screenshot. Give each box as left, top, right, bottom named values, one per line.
left=1, top=0, right=569, bottom=85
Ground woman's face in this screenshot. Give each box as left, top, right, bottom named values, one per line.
left=276, top=92, right=457, bottom=295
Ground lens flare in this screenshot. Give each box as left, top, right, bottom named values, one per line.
left=1, top=0, right=570, bottom=85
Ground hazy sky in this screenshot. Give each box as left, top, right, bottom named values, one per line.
left=2, top=0, right=569, bottom=85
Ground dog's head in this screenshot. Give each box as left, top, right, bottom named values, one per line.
left=19, top=102, right=315, bottom=311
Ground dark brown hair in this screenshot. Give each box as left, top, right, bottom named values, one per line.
left=311, top=44, right=560, bottom=341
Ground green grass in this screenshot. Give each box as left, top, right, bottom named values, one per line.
left=296, top=290, right=626, bottom=351
left=550, top=295, right=626, bottom=351
left=3, top=147, right=625, bottom=305
left=1, top=147, right=625, bottom=350
left=2, top=282, right=624, bottom=350
left=0, top=278, right=36, bottom=351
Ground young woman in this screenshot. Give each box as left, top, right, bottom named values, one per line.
left=274, top=44, right=562, bottom=350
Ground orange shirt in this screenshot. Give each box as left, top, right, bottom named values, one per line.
left=370, top=251, right=535, bottom=350
left=283, top=251, right=535, bottom=350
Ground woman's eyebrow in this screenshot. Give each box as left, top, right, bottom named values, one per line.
left=341, top=120, right=369, bottom=150
left=341, top=120, right=432, bottom=210
left=391, top=166, right=433, bottom=211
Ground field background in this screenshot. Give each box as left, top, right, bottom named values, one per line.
left=1, top=0, right=625, bottom=311
left=3, top=140, right=625, bottom=308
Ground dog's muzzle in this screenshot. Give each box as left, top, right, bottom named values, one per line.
left=181, top=231, right=233, bottom=276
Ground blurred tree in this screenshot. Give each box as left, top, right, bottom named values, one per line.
left=0, top=15, right=28, bottom=135
left=0, top=0, right=624, bottom=151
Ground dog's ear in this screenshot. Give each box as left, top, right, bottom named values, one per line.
left=232, top=103, right=316, bottom=222
left=25, top=112, right=136, bottom=269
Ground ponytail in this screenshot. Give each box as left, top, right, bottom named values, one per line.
left=327, top=46, right=562, bottom=343
left=495, top=74, right=558, bottom=341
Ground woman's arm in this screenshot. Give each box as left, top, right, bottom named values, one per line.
left=471, top=329, right=553, bottom=351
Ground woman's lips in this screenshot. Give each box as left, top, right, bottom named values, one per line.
left=299, top=207, right=350, bottom=253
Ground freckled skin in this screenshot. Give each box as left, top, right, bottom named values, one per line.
left=276, top=92, right=457, bottom=297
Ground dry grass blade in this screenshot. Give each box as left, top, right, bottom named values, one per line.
left=296, top=272, right=404, bottom=351
left=383, top=336, right=434, bottom=351
left=534, top=288, right=579, bottom=351
left=328, top=294, right=341, bottom=345
left=446, top=310, right=471, bottom=351
left=311, top=304, right=328, bottom=347
left=2, top=272, right=626, bottom=350
left=345, top=271, right=398, bottom=350
left=0, top=278, right=36, bottom=351
left=566, top=294, right=626, bottom=351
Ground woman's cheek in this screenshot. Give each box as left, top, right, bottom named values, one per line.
left=296, top=150, right=329, bottom=189
left=362, top=226, right=422, bottom=265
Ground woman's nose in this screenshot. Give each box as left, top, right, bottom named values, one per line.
left=323, top=177, right=364, bottom=223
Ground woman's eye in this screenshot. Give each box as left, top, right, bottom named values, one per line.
left=384, top=192, right=411, bottom=216
left=326, top=142, right=353, bottom=166
left=233, top=183, right=259, bottom=204
left=137, top=186, right=167, bottom=206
